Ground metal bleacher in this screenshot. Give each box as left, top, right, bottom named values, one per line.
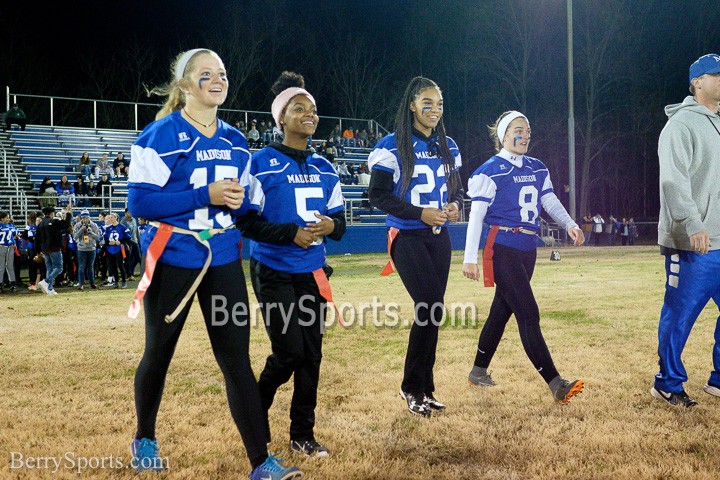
left=6, top=125, right=389, bottom=224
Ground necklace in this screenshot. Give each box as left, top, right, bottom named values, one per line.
left=183, top=108, right=217, bottom=128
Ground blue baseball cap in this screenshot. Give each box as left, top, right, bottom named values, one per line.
left=689, top=53, right=720, bottom=83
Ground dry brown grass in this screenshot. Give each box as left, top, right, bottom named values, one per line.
left=2, top=245, right=720, bottom=479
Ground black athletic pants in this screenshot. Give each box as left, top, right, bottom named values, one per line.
left=474, top=243, right=559, bottom=383
left=134, top=261, right=268, bottom=467
left=107, top=250, right=126, bottom=283
left=250, top=258, right=325, bottom=443
left=392, top=228, right=451, bottom=396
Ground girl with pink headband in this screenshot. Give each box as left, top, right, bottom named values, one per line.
left=236, top=71, right=345, bottom=458
left=462, top=110, right=585, bottom=405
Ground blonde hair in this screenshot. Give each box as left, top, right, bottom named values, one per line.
left=147, top=49, right=215, bottom=120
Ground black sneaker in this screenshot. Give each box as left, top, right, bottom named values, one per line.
left=651, top=387, right=698, bottom=408
left=400, top=390, right=431, bottom=417
left=290, top=439, right=329, bottom=457
left=424, top=394, right=446, bottom=412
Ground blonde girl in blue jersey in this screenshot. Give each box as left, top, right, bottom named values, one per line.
left=127, top=49, right=301, bottom=480
left=462, top=110, right=585, bottom=404
left=368, top=76, right=464, bottom=417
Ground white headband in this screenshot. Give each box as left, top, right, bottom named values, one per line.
left=496, top=111, right=528, bottom=143
left=174, top=48, right=208, bottom=81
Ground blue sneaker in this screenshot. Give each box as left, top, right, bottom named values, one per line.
left=249, top=454, right=303, bottom=480
left=131, top=438, right=164, bottom=472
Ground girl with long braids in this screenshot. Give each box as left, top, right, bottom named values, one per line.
left=237, top=71, right=346, bottom=457
left=127, top=49, right=301, bottom=479
left=368, top=76, right=464, bottom=417
left=462, top=110, right=585, bottom=405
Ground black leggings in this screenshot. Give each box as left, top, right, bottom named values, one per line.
left=250, top=258, right=325, bottom=443
left=391, top=228, right=451, bottom=396
left=474, top=243, right=559, bottom=383
left=134, top=261, right=268, bottom=466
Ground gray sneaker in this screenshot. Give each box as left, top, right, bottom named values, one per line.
left=468, top=370, right=496, bottom=387
left=553, top=379, right=584, bottom=404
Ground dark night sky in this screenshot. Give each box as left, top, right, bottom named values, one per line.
left=2, top=0, right=719, bottom=218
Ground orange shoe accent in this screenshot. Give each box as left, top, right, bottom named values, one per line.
left=557, top=379, right=585, bottom=405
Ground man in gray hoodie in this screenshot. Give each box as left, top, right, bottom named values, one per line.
left=651, top=53, right=720, bottom=408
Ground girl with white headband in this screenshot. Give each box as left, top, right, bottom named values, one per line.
left=236, top=70, right=345, bottom=458
left=127, top=49, right=302, bottom=479
left=368, top=76, right=464, bottom=417
left=462, top=110, right=586, bottom=405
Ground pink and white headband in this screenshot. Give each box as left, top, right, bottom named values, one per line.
left=271, top=87, right=316, bottom=131
left=497, top=111, right=528, bottom=142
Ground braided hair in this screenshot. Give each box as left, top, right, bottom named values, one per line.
left=394, top=77, right=459, bottom=199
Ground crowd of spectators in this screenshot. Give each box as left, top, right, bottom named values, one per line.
left=581, top=213, right=639, bottom=246
left=0, top=205, right=146, bottom=295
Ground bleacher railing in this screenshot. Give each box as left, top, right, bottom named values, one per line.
left=5, top=88, right=389, bottom=139
left=1, top=142, right=29, bottom=220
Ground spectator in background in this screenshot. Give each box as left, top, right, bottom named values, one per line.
left=0, top=211, right=18, bottom=293
left=581, top=213, right=593, bottom=246
left=113, top=152, right=129, bottom=177
left=234, top=119, right=247, bottom=135
left=38, top=176, right=58, bottom=208
left=337, top=161, right=350, bottom=184
left=247, top=120, right=260, bottom=148
left=346, top=162, right=359, bottom=185
left=78, top=152, right=92, bottom=179
left=94, top=152, right=114, bottom=178
left=96, top=173, right=113, bottom=209
left=356, top=127, right=369, bottom=147
left=619, top=217, right=630, bottom=245
left=73, top=209, right=99, bottom=290
left=102, top=213, right=129, bottom=289
left=87, top=180, right=99, bottom=207
left=62, top=211, right=78, bottom=287
left=368, top=131, right=378, bottom=148
left=36, top=206, right=68, bottom=295
left=342, top=125, right=355, bottom=147
left=3, top=103, right=27, bottom=131
left=56, top=175, right=75, bottom=207
left=120, top=208, right=140, bottom=279
left=258, top=119, right=272, bottom=144
left=357, top=163, right=370, bottom=186
left=74, top=175, right=90, bottom=207
left=325, top=142, right=338, bottom=163
left=604, top=214, right=615, bottom=245
left=628, top=217, right=638, bottom=245
left=24, top=211, right=41, bottom=291
left=592, top=213, right=604, bottom=246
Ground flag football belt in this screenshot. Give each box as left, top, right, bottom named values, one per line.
left=311, top=268, right=345, bottom=328
left=482, top=225, right=535, bottom=287
left=496, top=226, right=536, bottom=235
left=127, top=221, right=233, bottom=323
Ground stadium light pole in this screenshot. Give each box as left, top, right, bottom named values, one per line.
left=567, top=0, right=576, bottom=220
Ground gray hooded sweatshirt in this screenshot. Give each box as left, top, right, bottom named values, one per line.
left=658, top=95, right=720, bottom=251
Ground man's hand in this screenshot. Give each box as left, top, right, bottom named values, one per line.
left=690, top=230, right=711, bottom=254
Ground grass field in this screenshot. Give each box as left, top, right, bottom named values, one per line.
left=2, top=245, right=720, bottom=479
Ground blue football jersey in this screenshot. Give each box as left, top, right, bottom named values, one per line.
left=468, top=151, right=553, bottom=251
left=0, top=223, right=17, bottom=246
left=368, top=132, right=462, bottom=229
left=248, top=146, right=344, bottom=273
left=129, top=110, right=250, bottom=268
left=104, top=223, right=130, bottom=255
